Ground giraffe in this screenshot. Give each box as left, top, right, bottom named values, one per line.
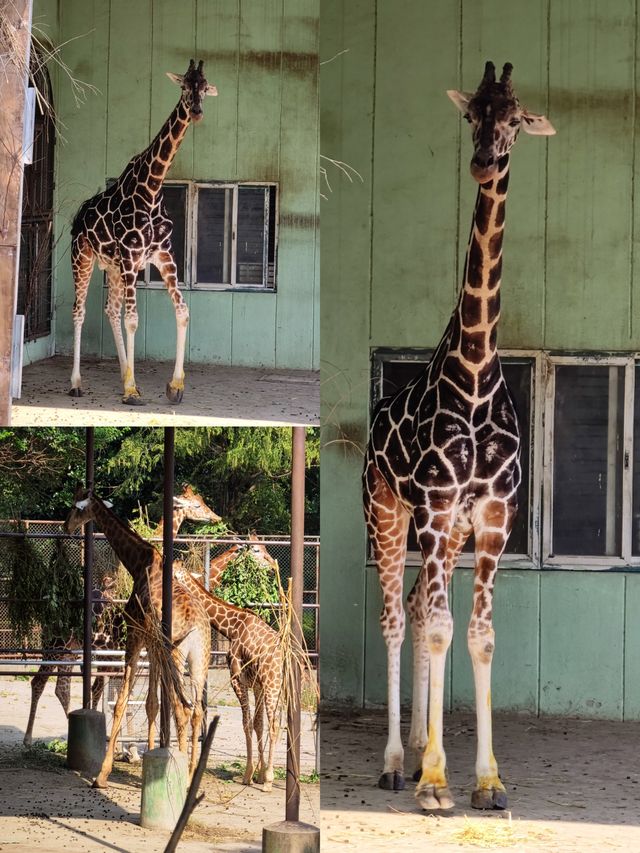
left=154, top=483, right=222, bottom=539
left=362, top=62, right=554, bottom=811
left=208, top=534, right=279, bottom=589
left=174, top=564, right=283, bottom=791
left=64, top=487, right=212, bottom=787
left=22, top=573, right=122, bottom=747
left=68, top=59, right=217, bottom=406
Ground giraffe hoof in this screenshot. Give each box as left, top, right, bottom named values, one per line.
left=23, top=735, right=32, bottom=747
left=471, top=787, right=507, bottom=810
left=122, top=393, right=145, bottom=406
left=92, top=776, right=109, bottom=789
left=378, top=771, right=405, bottom=791
left=166, top=382, right=184, bottom=404
left=415, top=783, right=455, bottom=811
left=68, top=387, right=84, bottom=398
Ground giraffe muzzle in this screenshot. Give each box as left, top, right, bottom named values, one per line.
left=470, top=158, right=498, bottom=183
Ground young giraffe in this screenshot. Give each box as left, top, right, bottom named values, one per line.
left=64, top=488, right=212, bottom=788
left=22, top=485, right=220, bottom=744
left=208, top=534, right=279, bottom=589
left=69, top=60, right=217, bottom=405
left=174, top=565, right=283, bottom=791
left=363, top=62, right=554, bottom=811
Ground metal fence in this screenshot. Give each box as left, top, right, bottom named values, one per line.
left=0, top=521, right=319, bottom=666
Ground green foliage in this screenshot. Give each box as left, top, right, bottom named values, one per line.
left=7, top=530, right=83, bottom=644
left=212, top=549, right=280, bottom=624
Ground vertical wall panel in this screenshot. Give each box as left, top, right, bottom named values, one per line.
left=188, top=291, right=233, bottom=363
left=231, top=293, right=276, bottom=367
left=370, top=0, right=460, bottom=348
left=623, top=574, right=640, bottom=720
left=545, top=0, right=635, bottom=349
left=540, top=573, right=625, bottom=718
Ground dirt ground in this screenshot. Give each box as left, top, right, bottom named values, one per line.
left=0, top=676, right=319, bottom=852
left=321, top=708, right=640, bottom=852
left=12, top=356, right=319, bottom=426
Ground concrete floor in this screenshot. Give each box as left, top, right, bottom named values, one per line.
left=321, top=708, right=640, bottom=852
left=12, top=356, right=319, bottom=426
left=0, top=677, right=319, bottom=852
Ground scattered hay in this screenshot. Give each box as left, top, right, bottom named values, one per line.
left=451, top=814, right=554, bottom=849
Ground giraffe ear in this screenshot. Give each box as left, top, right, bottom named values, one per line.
left=166, top=72, right=185, bottom=87
left=521, top=110, right=556, bottom=136
left=447, top=89, right=473, bottom=114
left=205, top=83, right=218, bottom=97
left=102, top=500, right=113, bottom=509
left=173, top=496, right=190, bottom=508
left=75, top=498, right=90, bottom=510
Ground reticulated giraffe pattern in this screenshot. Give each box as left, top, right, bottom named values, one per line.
left=362, top=62, right=554, bottom=811
left=69, top=60, right=217, bottom=406
left=174, top=565, right=283, bottom=791
left=65, top=488, right=212, bottom=788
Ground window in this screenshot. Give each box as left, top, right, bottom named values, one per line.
left=371, top=350, right=640, bottom=569
left=125, top=181, right=277, bottom=290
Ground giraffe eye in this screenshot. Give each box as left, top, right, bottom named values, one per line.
left=464, top=113, right=472, bottom=123
left=509, top=119, right=520, bottom=127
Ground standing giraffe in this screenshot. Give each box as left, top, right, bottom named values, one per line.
left=174, top=565, right=283, bottom=791
left=208, top=534, right=279, bottom=588
left=64, top=488, right=212, bottom=787
left=363, top=62, right=554, bottom=810
left=69, top=60, right=217, bottom=405
left=22, top=485, right=220, bottom=745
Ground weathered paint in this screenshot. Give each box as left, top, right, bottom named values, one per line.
left=36, top=0, right=318, bottom=370
left=321, top=0, right=640, bottom=717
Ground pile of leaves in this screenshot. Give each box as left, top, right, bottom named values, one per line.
left=212, top=548, right=280, bottom=624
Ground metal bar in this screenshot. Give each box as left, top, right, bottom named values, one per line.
left=161, top=427, right=175, bottom=749
left=285, top=426, right=305, bottom=823
left=83, top=427, right=94, bottom=708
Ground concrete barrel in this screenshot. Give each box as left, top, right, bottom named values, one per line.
left=262, top=820, right=321, bottom=853
left=66, top=708, right=106, bottom=775
left=140, top=746, right=188, bottom=831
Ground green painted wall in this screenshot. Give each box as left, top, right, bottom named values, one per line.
left=36, top=0, right=319, bottom=370
left=321, top=0, right=640, bottom=717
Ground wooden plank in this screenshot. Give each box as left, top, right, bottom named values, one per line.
left=195, top=0, right=240, bottom=179
left=188, top=291, right=232, bottom=363
left=54, top=0, right=110, bottom=359
left=150, top=0, right=196, bottom=180
left=540, top=572, right=625, bottom=718
left=623, top=574, right=640, bottom=720
left=0, top=0, right=31, bottom=422
left=450, top=570, right=540, bottom=713
left=370, top=0, right=459, bottom=348
left=545, top=0, right=635, bottom=350
left=106, top=0, right=153, bottom=177
left=236, top=0, right=282, bottom=180
left=231, top=292, right=276, bottom=366
left=275, top=0, right=319, bottom=370
left=461, top=0, right=550, bottom=350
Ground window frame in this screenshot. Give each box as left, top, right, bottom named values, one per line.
left=108, top=179, right=279, bottom=293
left=369, top=348, right=640, bottom=572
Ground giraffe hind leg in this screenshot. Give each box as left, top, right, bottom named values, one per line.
left=153, top=250, right=188, bottom=404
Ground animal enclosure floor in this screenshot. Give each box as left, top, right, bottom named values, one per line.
left=321, top=708, right=640, bottom=852
left=12, top=356, right=319, bottom=426
left=0, top=677, right=319, bottom=852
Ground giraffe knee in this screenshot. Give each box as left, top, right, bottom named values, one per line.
left=176, top=303, right=189, bottom=325
left=380, top=607, right=405, bottom=644
left=426, top=613, right=453, bottom=655
left=468, top=626, right=495, bottom=664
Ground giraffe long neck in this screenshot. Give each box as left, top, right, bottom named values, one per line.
left=179, top=572, right=244, bottom=640
left=209, top=547, right=238, bottom=588
left=155, top=507, right=186, bottom=539
left=136, top=98, right=192, bottom=198
left=90, top=499, right=156, bottom=584
left=447, top=154, right=510, bottom=377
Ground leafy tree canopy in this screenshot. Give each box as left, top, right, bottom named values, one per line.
left=0, top=427, right=319, bottom=535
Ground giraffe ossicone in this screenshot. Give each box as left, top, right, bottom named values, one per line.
left=69, top=59, right=217, bottom=406
left=363, top=61, right=554, bottom=811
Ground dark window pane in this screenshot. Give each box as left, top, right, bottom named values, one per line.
left=236, top=186, right=266, bottom=285
left=197, top=187, right=232, bottom=283
left=376, top=355, right=532, bottom=556
left=150, top=185, right=187, bottom=283
left=553, top=365, right=623, bottom=556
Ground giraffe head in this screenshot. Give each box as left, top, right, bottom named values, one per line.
left=167, top=59, right=217, bottom=123
left=447, top=61, right=555, bottom=183
left=64, top=485, right=113, bottom=534
left=173, top=484, right=222, bottom=525
left=244, top=533, right=279, bottom=572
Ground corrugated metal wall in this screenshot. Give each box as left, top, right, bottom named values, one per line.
left=321, top=0, right=640, bottom=717
left=44, top=0, right=319, bottom=369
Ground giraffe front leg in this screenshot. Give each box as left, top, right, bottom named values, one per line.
left=155, top=251, right=188, bottom=404
left=121, top=268, right=144, bottom=406
left=23, top=664, right=54, bottom=746
left=104, top=272, right=127, bottom=381
left=413, top=507, right=456, bottom=811
left=468, top=503, right=513, bottom=810
left=69, top=236, right=95, bottom=397
left=364, top=463, right=410, bottom=791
